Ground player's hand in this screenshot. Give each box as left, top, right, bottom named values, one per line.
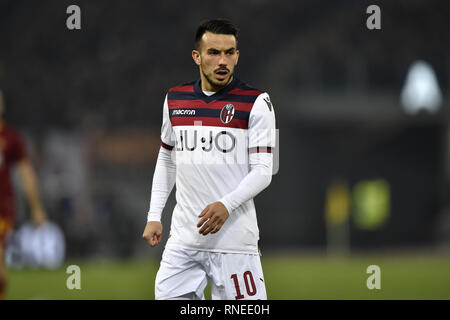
left=32, top=207, right=47, bottom=226
left=142, top=221, right=163, bottom=247
left=197, top=202, right=229, bottom=236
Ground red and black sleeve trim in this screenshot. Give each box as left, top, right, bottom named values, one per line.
left=249, top=146, right=273, bottom=154
left=161, top=141, right=174, bottom=151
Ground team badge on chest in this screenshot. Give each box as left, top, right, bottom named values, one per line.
left=220, top=104, right=235, bottom=124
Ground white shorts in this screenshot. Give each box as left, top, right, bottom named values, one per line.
left=155, top=246, right=267, bottom=300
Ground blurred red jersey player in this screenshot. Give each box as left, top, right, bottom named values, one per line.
left=0, top=90, right=47, bottom=299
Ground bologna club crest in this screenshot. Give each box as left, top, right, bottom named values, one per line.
left=220, top=104, right=235, bottom=124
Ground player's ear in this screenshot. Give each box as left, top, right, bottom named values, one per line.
left=235, top=49, right=240, bottom=66
left=192, top=50, right=201, bottom=66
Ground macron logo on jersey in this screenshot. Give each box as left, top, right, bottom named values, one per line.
left=172, top=109, right=196, bottom=116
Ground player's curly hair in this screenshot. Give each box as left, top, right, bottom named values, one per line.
left=195, top=19, right=239, bottom=50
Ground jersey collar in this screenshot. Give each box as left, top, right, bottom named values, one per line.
left=194, top=77, right=239, bottom=103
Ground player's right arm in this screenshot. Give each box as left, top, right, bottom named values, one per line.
left=12, top=127, right=47, bottom=226
left=143, top=95, right=176, bottom=247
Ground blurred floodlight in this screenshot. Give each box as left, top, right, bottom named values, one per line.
left=401, top=60, right=442, bottom=115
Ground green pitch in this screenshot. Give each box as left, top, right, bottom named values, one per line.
left=6, top=253, right=450, bottom=299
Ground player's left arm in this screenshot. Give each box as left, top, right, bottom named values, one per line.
left=12, top=132, right=47, bottom=226
left=198, top=92, right=276, bottom=235
left=17, top=149, right=47, bottom=225
left=17, top=159, right=47, bottom=226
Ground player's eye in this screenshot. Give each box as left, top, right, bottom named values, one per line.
left=208, top=49, right=219, bottom=55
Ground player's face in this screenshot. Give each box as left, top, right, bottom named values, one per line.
left=192, top=32, right=239, bottom=91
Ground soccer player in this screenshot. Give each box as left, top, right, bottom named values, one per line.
left=0, top=90, right=47, bottom=299
left=142, top=19, right=276, bottom=300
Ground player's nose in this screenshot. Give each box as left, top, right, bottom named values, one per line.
left=218, top=53, right=228, bottom=65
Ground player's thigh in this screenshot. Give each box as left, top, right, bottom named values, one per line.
left=211, top=253, right=267, bottom=300
left=0, top=216, right=13, bottom=246
left=155, top=247, right=207, bottom=300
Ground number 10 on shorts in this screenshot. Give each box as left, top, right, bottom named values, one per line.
left=231, top=271, right=257, bottom=299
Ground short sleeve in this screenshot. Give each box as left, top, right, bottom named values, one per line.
left=160, top=94, right=176, bottom=150
left=248, top=92, right=276, bottom=152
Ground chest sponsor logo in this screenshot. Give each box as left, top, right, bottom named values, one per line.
left=172, top=109, right=196, bottom=116
left=220, top=104, right=235, bottom=124
left=176, top=130, right=237, bottom=153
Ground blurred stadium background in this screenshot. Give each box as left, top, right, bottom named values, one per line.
left=1, top=0, right=450, bottom=299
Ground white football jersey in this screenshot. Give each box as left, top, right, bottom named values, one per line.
left=155, top=78, right=275, bottom=254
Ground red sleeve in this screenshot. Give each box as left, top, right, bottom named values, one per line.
left=11, top=129, right=27, bottom=163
